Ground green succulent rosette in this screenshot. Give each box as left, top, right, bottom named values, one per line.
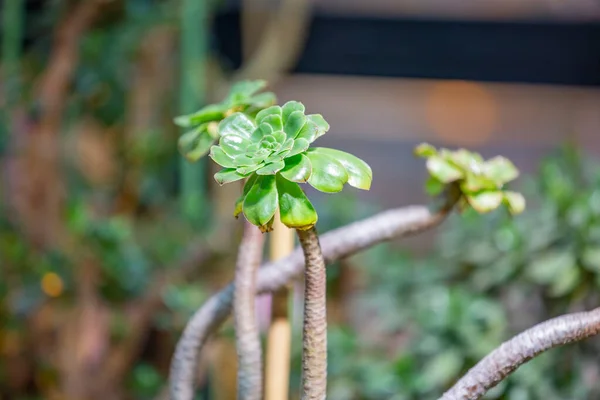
left=414, top=143, right=525, bottom=215
left=210, top=101, right=372, bottom=232
left=175, top=80, right=276, bottom=162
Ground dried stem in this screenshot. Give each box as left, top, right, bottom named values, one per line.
left=169, top=202, right=454, bottom=400
left=234, top=222, right=266, bottom=400
left=440, top=307, right=600, bottom=400
left=296, top=227, right=327, bottom=400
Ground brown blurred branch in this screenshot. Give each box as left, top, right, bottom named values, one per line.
left=170, top=199, right=457, bottom=400
left=210, top=0, right=313, bottom=101
left=10, top=0, right=105, bottom=249
left=440, top=307, right=600, bottom=400
left=232, top=0, right=312, bottom=85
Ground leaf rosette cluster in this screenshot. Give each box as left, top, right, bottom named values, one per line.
left=210, top=101, right=372, bottom=231
left=415, top=143, right=525, bottom=215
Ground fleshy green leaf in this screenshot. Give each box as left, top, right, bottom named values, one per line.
left=284, top=111, right=307, bottom=140
left=280, top=154, right=312, bottom=183
left=306, top=151, right=349, bottom=193
left=467, top=191, right=504, bottom=213
left=236, top=164, right=263, bottom=175
left=276, top=175, right=318, bottom=230
left=503, top=191, right=526, bottom=215
left=461, top=171, right=498, bottom=193
left=174, top=104, right=227, bottom=128
left=425, top=176, right=445, bottom=196
left=427, top=156, right=464, bottom=183
left=483, top=156, right=519, bottom=185
left=272, top=130, right=286, bottom=145
left=214, top=168, right=248, bottom=185
left=448, top=148, right=484, bottom=170
left=308, top=148, right=372, bottom=190
left=248, top=92, right=276, bottom=108
left=227, top=80, right=266, bottom=101
left=288, top=138, right=310, bottom=157
left=279, top=138, right=294, bottom=153
left=295, top=122, right=317, bottom=142
left=256, top=106, right=281, bottom=124
left=261, top=114, right=283, bottom=133
left=243, top=175, right=278, bottom=231
left=234, top=153, right=264, bottom=167
left=209, top=146, right=236, bottom=168
left=282, top=101, right=305, bottom=121
left=218, top=113, right=256, bottom=138
left=307, top=114, right=330, bottom=139
left=414, top=143, right=437, bottom=158
left=256, top=160, right=285, bottom=175
left=234, top=174, right=259, bottom=217
left=178, top=126, right=216, bottom=162
left=219, top=134, right=250, bottom=157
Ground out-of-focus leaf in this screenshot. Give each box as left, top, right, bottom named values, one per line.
left=426, top=156, right=463, bottom=183
left=527, top=250, right=576, bottom=285
left=467, top=191, right=504, bottom=213
left=178, top=126, right=215, bottom=162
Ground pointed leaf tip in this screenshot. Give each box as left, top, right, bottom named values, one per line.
left=214, top=168, right=247, bottom=185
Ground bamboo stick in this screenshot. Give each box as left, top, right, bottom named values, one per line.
left=264, top=212, right=295, bottom=400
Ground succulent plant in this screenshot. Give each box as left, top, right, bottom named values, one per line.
left=209, top=101, right=372, bottom=232
left=174, top=80, right=276, bottom=162
left=414, top=143, right=525, bottom=215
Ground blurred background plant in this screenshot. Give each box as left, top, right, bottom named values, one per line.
left=2, top=0, right=600, bottom=399
left=298, top=146, right=600, bottom=400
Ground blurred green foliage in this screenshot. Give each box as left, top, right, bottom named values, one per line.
left=302, top=147, right=600, bottom=399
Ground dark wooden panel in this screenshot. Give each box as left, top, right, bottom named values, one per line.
left=213, top=10, right=600, bottom=86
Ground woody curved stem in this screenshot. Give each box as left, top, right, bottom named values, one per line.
left=440, top=307, right=600, bottom=400
left=169, top=199, right=456, bottom=400
left=296, top=227, right=327, bottom=400
left=233, top=221, right=266, bottom=400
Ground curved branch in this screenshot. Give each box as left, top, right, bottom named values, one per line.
left=234, top=222, right=265, bottom=400
left=169, top=202, right=454, bottom=400
left=440, top=307, right=600, bottom=400
left=297, top=227, right=328, bottom=399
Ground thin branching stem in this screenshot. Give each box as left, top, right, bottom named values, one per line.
left=233, top=221, right=266, bottom=400
left=170, top=201, right=455, bottom=400
left=440, top=307, right=600, bottom=400
left=297, top=227, right=327, bottom=399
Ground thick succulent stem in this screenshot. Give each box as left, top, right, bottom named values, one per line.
left=440, top=307, right=600, bottom=400
left=170, top=203, right=453, bottom=400
left=233, top=221, right=266, bottom=400
left=296, top=227, right=327, bottom=400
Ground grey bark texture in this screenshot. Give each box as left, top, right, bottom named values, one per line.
left=233, top=222, right=265, bottom=400
left=169, top=204, right=451, bottom=399
left=440, top=307, right=600, bottom=400
left=297, top=227, right=328, bottom=400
